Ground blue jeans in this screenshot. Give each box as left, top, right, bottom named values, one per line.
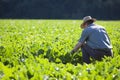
left=81, top=44, right=113, bottom=64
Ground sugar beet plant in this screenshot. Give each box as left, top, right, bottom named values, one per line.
left=0, top=20, right=120, bottom=80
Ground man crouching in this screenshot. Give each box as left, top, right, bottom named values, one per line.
left=71, top=16, right=113, bottom=64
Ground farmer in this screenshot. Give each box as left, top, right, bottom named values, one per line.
left=71, top=16, right=113, bottom=64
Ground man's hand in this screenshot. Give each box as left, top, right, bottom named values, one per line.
left=70, top=50, right=75, bottom=54
left=71, top=42, right=83, bottom=53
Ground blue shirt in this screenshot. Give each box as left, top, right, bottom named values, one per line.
left=79, top=23, right=112, bottom=49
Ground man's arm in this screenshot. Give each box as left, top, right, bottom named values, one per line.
left=71, top=42, right=83, bottom=53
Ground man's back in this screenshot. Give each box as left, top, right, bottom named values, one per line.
left=80, top=24, right=112, bottom=49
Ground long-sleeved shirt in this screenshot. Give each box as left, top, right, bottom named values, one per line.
left=79, top=23, right=112, bottom=49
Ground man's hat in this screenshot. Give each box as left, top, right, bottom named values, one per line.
left=82, top=16, right=96, bottom=24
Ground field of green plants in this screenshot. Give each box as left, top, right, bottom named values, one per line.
left=0, top=19, right=120, bottom=80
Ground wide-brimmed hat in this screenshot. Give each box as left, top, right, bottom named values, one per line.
left=82, top=16, right=96, bottom=24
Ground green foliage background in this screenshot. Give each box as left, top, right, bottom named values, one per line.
left=0, top=20, right=120, bottom=80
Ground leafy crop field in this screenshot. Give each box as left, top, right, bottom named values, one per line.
left=0, top=20, right=120, bottom=80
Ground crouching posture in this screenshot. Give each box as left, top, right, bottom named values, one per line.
left=71, top=16, right=113, bottom=64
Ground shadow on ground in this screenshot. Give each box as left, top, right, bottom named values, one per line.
left=33, top=49, right=83, bottom=65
